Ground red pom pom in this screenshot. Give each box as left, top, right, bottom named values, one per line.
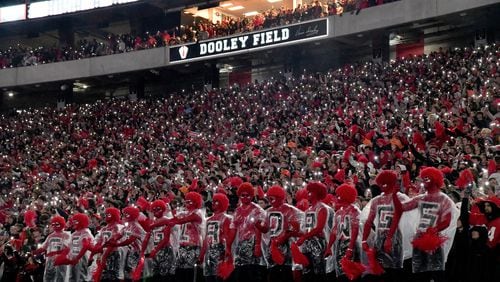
left=366, top=247, right=384, bottom=275
left=270, top=241, right=285, bottom=265
left=323, top=194, right=336, bottom=206
left=411, top=228, right=447, bottom=253
left=252, top=149, right=261, bottom=157
left=364, top=130, right=375, bottom=140
left=53, top=248, right=71, bottom=266
left=290, top=242, right=309, bottom=267
left=435, top=121, right=445, bottom=139
left=334, top=169, right=346, bottom=183
left=440, top=166, right=453, bottom=175
left=343, top=149, right=353, bottom=161
left=150, top=200, right=167, bottom=213
left=175, top=153, right=185, bottom=163
left=412, top=131, right=426, bottom=151
left=340, top=256, right=366, bottom=280
left=217, top=260, right=235, bottom=280
left=455, top=169, right=474, bottom=190
left=11, top=238, right=22, bottom=251
left=24, top=210, right=37, bottom=228
left=357, top=154, right=369, bottom=164
left=234, top=142, right=245, bottom=151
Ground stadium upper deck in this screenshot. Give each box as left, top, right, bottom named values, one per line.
left=0, top=0, right=498, bottom=107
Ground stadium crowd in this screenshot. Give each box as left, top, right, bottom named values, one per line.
left=0, top=0, right=399, bottom=68
left=0, top=43, right=498, bottom=282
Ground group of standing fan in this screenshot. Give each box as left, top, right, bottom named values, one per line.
left=34, top=168, right=498, bottom=282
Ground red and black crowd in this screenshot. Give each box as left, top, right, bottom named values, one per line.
left=0, top=43, right=498, bottom=282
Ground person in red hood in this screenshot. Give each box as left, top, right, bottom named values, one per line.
left=389, top=167, right=456, bottom=282
left=146, top=199, right=178, bottom=280
left=114, top=206, right=146, bottom=281
left=90, top=207, right=124, bottom=281
left=260, top=185, right=304, bottom=282
left=201, top=193, right=232, bottom=282
left=361, top=170, right=410, bottom=281
left=326, top=183, right=361, bottom=280
left=158, top=192, right=204, bottom=282
left=33, top=216, right=70, bottom=282
left=55, top=213, right=94, bottom=282
left=226, top=182, right=267, bottom=282
left=295, top=182, right=329, bottom=282
left=475, top=196, right=500, bottom=281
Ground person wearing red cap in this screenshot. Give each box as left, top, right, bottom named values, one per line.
left=91, top=207, right=124, bottom=281
left=161, top=191, right=204, bottom=282
left=201, top=193, right=232, bottom=282
left=112, top=206, right=146, bottom=281
left=294, top=182, right=330, bottom=282
left=389, top=167, right=458, bottom=282
left=261, top=185, right=304, bottom=282
left=475, top=196, right=500, bottom=281
left=361, top=170, right=410, bottom=281
left=226, top=182, right=267, bottom=282
left=146, top=199, right=179, bottom=281
left=55, top=213, right=94, bottom=282
left=34, top=215, right=70, bottom=282
left=326, top=183, right=362, bottom=281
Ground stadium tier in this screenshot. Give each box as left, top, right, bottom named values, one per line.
left=0, top=1, right=498, bottom=282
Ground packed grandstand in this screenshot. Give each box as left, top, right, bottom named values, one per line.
left=0, top=1, right=498, bottom=282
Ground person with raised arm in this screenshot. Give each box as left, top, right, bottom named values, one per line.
left=361, top=170, right=410, bottom=281
left=387, top=167, right=458, bottom=282
left=91, top=207, right=124, bottom=282
left=110, top=206, right=146, bottom=281
left=54, top=213, right=94, bottom=282
left=201, top=193, right=232, bottom=282
left=144, top=199, right=179, bottom=281
left=293, top=182, right=329, bottom=282
left=326, top=184, right=363, bottom=281
left=261, top=185, right=304, bottom=282
left=33, top=215, right=70, bottom=282
left=226, top=182, right=267, bottom=282
left=159, top=192, right=204, bottom=282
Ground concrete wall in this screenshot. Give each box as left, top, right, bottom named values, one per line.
left=1, top=0, right=498, bottom=88
left=0, top=47, right=168, bottom=87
